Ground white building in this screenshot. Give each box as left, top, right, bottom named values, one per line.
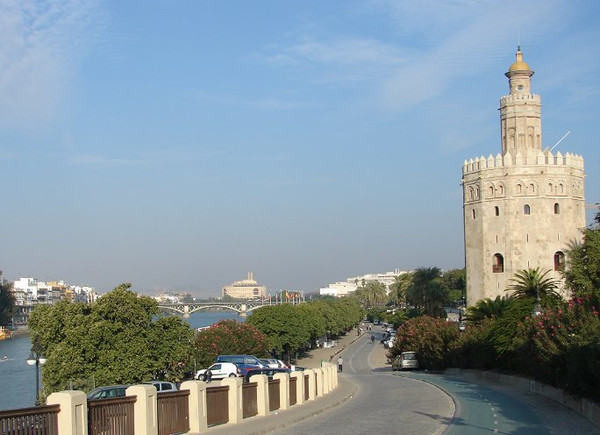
left=222, top=272, right=267, bottom=299
left=319, top=269, right=410, bottom=297
left=11, top=277, right=97, bottom=305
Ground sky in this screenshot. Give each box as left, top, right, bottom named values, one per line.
left=1, top=0, right=599, bottom=298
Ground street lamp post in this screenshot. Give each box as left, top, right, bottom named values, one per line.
left=533, top=287, right=543, bottom=317
left=26, top=349, right=46, bottom=406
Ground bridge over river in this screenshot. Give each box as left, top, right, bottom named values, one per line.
left=157, top=300, right=300, bottom=317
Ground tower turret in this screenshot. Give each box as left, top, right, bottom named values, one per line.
left=500, top=47, right=542, bottom=156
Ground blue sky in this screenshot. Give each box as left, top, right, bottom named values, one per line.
left=1, top=0, right=599, bottom=297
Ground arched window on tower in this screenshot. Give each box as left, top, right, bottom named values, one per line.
left=554, top=203, right=560, bottom=214
left=494, top=206, right=500, bottom=216
left=524, top=204, right=531, bottom=215
left=554, top=251, right=565, bottom=272
left=493, top=254, right=504, bottom=273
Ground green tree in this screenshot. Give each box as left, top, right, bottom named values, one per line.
left=440, top=268, right=466, bottom=304
left=389, top=273, right=412, bottom=307
left=406, top=267, right=447, bottom=317
left=565, top=226, right=600, bottom=306
left=246, top=305, right=312, bottom=362
left=506, top=268, right=561, bottom=302
left=354, top=281, right=387, bottom=309
left=0, top=277, right=15, bottom=326
left=29, top=283, right=195, bottom=395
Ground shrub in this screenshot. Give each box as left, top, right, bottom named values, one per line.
left=390, top=316, right=459, bottom=370
left=194, top=320, right=270, bottom=368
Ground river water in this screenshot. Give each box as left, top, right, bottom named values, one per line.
left=0, top=311, right=240, bottom=411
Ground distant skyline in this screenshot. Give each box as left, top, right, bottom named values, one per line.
left=2, top=1, right=598, bottom=297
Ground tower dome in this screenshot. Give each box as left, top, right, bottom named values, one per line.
left=508, top=47, right=532, bottom=73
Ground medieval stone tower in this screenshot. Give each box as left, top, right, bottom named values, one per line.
left=462, top=47, right=586, bottom=307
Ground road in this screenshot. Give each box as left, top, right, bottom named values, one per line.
left=271, top=335, right=454, bottom=435
left=270, top=331, right=600, bottom=434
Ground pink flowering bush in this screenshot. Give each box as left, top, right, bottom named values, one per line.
left=194, top=320, right=270, bottom=367
left=390, top=316, right=459, bottom=370
left=515, top=298, right=600, bottom=396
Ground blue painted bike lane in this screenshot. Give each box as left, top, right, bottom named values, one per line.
left=405, top=373, right=549, bottom=434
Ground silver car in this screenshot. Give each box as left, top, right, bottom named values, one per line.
left=392, top=351, right=418, bottom=371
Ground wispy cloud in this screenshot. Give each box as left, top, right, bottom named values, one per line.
left=0, top=0, right=101, bottom=130
left=260, top=0, right=572, bottom=110
left=67, top=154, right=149, bottom=167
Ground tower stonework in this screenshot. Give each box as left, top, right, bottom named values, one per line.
left=462, top=48, right=586, bottom=307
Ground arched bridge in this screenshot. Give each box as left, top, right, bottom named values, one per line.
left=157, top=300, right=300, bottom=318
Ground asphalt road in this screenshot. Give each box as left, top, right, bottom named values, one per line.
left=270, top=335, right=454, bottom=435
left=269, top=331, right=600, bottom=435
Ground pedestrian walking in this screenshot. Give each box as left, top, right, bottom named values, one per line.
left=371, top=335, right=375, bottom=343
left=337, top=356, right=343, bottom=372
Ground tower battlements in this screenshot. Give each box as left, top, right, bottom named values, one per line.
left=462, top=150, right=584, bottom=176
left=500, top=93, right=541, bottom=104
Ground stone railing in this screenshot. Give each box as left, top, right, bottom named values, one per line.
left=41, top=363, right=338, bottom=435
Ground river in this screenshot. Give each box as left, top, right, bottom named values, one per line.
left=0, top=311, right=241, bottom=411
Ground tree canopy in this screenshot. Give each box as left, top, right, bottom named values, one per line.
left=29, top=283, right=195, bottom=395
left=0, top=277, right=15, bottom=326
left=406, top=267, right=447, bottom=317
left=565, top=225, right=600, bottom=306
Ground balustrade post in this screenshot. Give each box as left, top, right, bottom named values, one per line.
left=290, top=371, right=304, bottom=405
left=46, top=390, right=87, bottom=435
left=306, top=369, right=316, bottom=401
left=220, top=377, right=243, bottom=424
left=249, top=374, right=269, bottom=416
left=274, top=373, right=290, bottom=410
left=127, top=384, right=158, bottom=435
left=314, top=368, right=324, bottom=397
left=180, top=380, right=208, bottom=433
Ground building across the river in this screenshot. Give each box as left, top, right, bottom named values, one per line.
left=222, top=272, right=267, bottom=299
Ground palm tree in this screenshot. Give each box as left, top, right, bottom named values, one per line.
left=406, top=267, right=447, bottom=316
left=466, top=296, right=511, bottom=322
left=389, top=273, right=412, bottom=307
left=506, top=267, right=561, bottom=301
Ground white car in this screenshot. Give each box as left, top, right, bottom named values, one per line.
left=195, top=362, right=240, bottom=381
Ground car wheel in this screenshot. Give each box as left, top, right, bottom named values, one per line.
left=228, top=373, right=236, bottom=377
left=199, top=374, right=206, bottom=381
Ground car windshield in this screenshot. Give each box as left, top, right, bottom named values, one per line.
left=403, top=353, right=416, bottom=360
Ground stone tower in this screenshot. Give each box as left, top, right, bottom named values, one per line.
left=462, top=47, right=586, bottom=307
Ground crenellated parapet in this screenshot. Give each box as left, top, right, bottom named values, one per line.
left=462, top=149, right=584, bottom=175
left=500, top=93, right=541, bottom=105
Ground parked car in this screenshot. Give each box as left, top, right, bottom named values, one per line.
left=87, top=385, right=128, bottom=400
left=215, top=355, right=265, bottom=376
left=196, top=362, right=241, bottom=381
left=392, top=351, right=419, bottom=371
left=260, top=358, right=285, bottom=368
left=142, top=380, right=178, bottom=393
left=244, top=367, right=291, bottom=383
